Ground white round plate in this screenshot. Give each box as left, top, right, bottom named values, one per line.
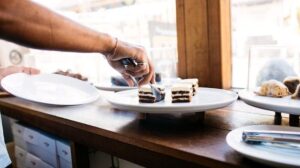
left=239, top=90, right=300, bottom=115
left=106, top=87, right=238, bottom=113
left=226, top=125, right=300, bottom=167
left=1, top=73, right=100, bottom=105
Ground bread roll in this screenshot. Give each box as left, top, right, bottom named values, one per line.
left=256, top=80, right=289, bottom=98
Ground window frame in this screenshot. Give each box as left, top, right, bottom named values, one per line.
left=176, top=0, right=231, bottom=89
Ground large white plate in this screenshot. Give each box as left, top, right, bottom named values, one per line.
left=106, top=87, right=238, bottom=113
left=239, top=90, right=300, bottom=115
left=1, top=73, right=100, bottom=105
left=226, top=125, right=300, bottom=167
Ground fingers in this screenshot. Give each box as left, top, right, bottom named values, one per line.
left=105, top=40, right=156, bottom=86
left=138, top=59, right=155, bottom=86
left=0, top=66, right=40, bottom=82
left=108, top=40, right=148, bottom=64
left=124, top=63, right=147, bottom=73
left=29, top=68, right=40, bottom=75
left=121, top=73, right=135, bottom=87
left=138, top=71, right=154, bottom=86
left=108, top=58, right=150, bottom=78
left=125, top=64, right=149, bottom=78
left=107, top=60, right=128, bottom=73
left=1, top=66, right=24, bottom=77
left=21, top=67, right=40, bottom=75
left=22, top=67, right=31, bottom=74
left=6, top=66, right=40, bottom=75
left=150, top=72, right=155, bottom=84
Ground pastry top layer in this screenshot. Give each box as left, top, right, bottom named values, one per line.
left=171, top=83, right=193, bottom=92
left=138, top=84, right=165, bottom=93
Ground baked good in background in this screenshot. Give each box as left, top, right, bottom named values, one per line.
left=283, top=76, right=300, bottom=94
left=256, top=80, right=289, bottom=98
left=178, top=78, right=198, bottom=96
left=171, top=83, right=193, bottom=103
left=138, top=84, right=165, bottom=103
left=291, top=84, right=300, bottom=99
left=54, top=70, right=88, bottom=81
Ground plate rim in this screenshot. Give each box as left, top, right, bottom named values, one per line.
left=226, top=125, right=300, bottom=167
left=95, top=82, right=137, bottom=92
left=239, top=90, right=300, bottom=115
left=1, top=73, right=100, bottom=105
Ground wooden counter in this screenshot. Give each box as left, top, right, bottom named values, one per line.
left=0, top=92, right=295, bottom=168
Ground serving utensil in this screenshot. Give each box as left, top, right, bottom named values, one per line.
left=242, top=130, right=300, bottom=150
left=120, top=58, right=161, bottom=100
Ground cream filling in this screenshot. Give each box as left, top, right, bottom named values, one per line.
left=171, top=93, right=192, bottom=97
left=172, top=97, right=191, bottom=100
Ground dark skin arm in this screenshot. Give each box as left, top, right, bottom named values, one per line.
left=0, top=0, right=155, bottom=86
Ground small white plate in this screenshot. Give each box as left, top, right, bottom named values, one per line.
left=106, top=87, right=238, bottom=114
left=226, top=125, right=300, bottom=167
left=96, top=77, right=182, bottom=92
left=239, top=90, right=300, bottom=115
left=1, top=73, right=100, bottom=105
left=96, top=82, right=137, bottom=92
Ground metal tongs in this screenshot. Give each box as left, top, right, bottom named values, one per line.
left=242, top=130, right=300, bottom=150
left=120, top=58, right=162, bottom=101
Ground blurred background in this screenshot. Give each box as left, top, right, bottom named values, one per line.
left=231, top=0, right=300, bottom=89
left=0, top=0, right=177, bottom=85
left=0, top=0, right=300, bottom=89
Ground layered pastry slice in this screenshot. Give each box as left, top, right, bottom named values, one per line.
left=283, top=76, right=300, bottom=94
left=292, top=84, right=300, bottom=99
left=171, top=83, right=193, bottom=103
left=179, top=78, right=199, bottom=96
left=54, top=70, right=88, bottom=81
left=138, top=84, right=165, bottom=103
left=256, top=80, right=289, bottom=98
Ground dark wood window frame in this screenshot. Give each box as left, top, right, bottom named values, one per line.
left=176, top=0, right=231, bottom=89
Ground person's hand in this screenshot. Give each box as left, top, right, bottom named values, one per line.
left=0, top=66, right=40, bottom=81
left=105, top=39, right=155, bottom=86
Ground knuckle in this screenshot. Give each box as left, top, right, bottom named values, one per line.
left=140, top=69, right=148, bottom=76
left=136, top=47, right=146, bottom=55
left=138, top=45, right=146, bottom=51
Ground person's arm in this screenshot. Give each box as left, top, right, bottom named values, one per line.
left=0, top=0, right=114, bottom=54
left=0, top=0, right=155, bottom=85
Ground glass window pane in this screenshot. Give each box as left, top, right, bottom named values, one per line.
left=26, top=0, right=177, bottom=84
left=231, top=0, right=300, bottom=89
